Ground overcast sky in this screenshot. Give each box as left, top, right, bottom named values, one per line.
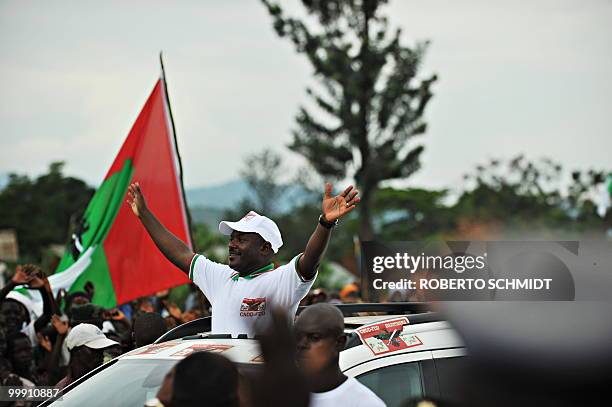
left=1, top=0, right=610, bottom=192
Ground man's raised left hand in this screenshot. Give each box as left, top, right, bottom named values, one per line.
left=321, top=183, right=360, bottom=222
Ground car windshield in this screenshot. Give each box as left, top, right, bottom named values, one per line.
left=49, top=359, right=176, bottom=407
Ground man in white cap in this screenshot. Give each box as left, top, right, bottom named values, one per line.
left=127, top=182, right=360, bottom=337
left=56, top=323, right=118, bottom=388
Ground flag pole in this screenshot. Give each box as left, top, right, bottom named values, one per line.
left=159, top=52, right=195, bottom=249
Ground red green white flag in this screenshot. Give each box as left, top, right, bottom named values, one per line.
left=49, top=77, right=192, bottom=307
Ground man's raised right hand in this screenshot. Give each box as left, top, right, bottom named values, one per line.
left=127, top=182, right=147, bottom=218
left=125, top=181, right=193, bottom=274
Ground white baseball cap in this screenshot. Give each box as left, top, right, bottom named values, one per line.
left=66, top=323, right=119, bottom=351
left=219, top=211, right=283, bottom=253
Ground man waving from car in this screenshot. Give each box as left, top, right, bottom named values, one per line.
left=127, top=182, right=359, bottom=337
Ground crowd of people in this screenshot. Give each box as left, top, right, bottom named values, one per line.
left=0, top=263, right=202, bottom=390
left=0, top=263, right=391, bottom=407
left=0, top=181, right=395, bottom=406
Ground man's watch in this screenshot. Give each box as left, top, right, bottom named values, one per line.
left=318, top=214, right=338, bottom=229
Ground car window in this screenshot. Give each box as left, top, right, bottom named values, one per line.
left=356, top=361, right=423, bottom=407
left=49, top=359, right=176, bottom=407
left=434, top=356, right=469, bottom=402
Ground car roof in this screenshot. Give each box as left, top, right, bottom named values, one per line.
left=120, top=317, right=463, bottom=371
left=120, top=337, right=262, bottom=365
left=129, top=304, right=464, bottom=368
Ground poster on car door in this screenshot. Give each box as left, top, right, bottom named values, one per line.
left=355, top=317, right=423, bottom=356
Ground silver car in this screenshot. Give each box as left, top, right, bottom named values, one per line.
left=42, top=303, right=467, bottom=407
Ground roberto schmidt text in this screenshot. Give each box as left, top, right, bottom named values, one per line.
left=372, top=278, right=553, bottom=291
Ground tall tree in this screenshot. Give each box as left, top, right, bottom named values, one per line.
left=240, top=148, right=287, bottom=215
left=262, top=0, right=436, bottom=239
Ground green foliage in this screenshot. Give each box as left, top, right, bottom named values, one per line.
left=191, top=222, right=227, bottom=263
left=567, top=169, right=610, bottom=222
left=457, top=157, right=563, bottom=226
left=262, top=0, right=436, bottom=239
left=168, top=283, right=191, bottom=310
left=311, top=260, right=350, bottom=290
left=454, top=156, right=609, bottom=236
left=0, top=162, right=94, bottom=262
left=365, top=156, right=609, bottom=242
left=372, top=187, right=454, bottom=241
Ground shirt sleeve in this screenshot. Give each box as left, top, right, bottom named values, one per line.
left=188, top=254, right=232, bottom=305
left=270, top=253, right=317, bottom=307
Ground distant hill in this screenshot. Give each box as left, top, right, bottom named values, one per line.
left=0, top=174, right=307, bottom=227
left=189, top=206, right=227, bottom=230
left=185, top=179, right=255, bottom=210
left=185, top=179, right=313, bottom=226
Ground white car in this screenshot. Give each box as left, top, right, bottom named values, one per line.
left=42, top=303, right=467, bottom=407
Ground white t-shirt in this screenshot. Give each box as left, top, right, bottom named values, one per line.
left=190, top=253, right=315, bottom=337
left=21, top=320, right=38, bottom=345
left=309, top=377, right=386, bottom=407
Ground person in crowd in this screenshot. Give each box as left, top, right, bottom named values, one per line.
left=191, top=289, right=211, bottom=317
left=56, top=323, right=118, bottom=389
left=101, top=307, right=132, bottom=353
left=339, top=282, right=362, bottom=303
left=0, top=265, right=56, bottom=343
left=163, top=316, right=178, bottom=330
left=6, top=332, right=38, bottom=385
left=152, top=290, right=171, bottom=314
left=63, top=289, right=92, bottom=318
left=152, top=364, right=174, bottom=407
left=0, top=324, right=7, bottom=357
left=33, top=324, right=58, bottom=384
left=294, top=303, right=386, bottom=407
left=37, top=315, right=70, bottom=386
left=252, top=308, right=310, bottom=407
left=161, top=300, right=185, bottom=326
left=388, top=289, right=405, bottom=302
left=69, top=303, right=104, bottom=329
left=155, top=352, right=240, bottom=407
left=311, top=288, right=328, bottom=304
left=162, top=300, right=204, bottom=325
left=136, top=298, right=156, bottom=314
left=133, top=312, right=167, bottom=348
left=0, top=356, right=14, bottom=385
left=181, top=308, right=203, bottom=323
left=327, top=291, right=342, bottom=304
left=127, top=182, right=360, bottom=337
